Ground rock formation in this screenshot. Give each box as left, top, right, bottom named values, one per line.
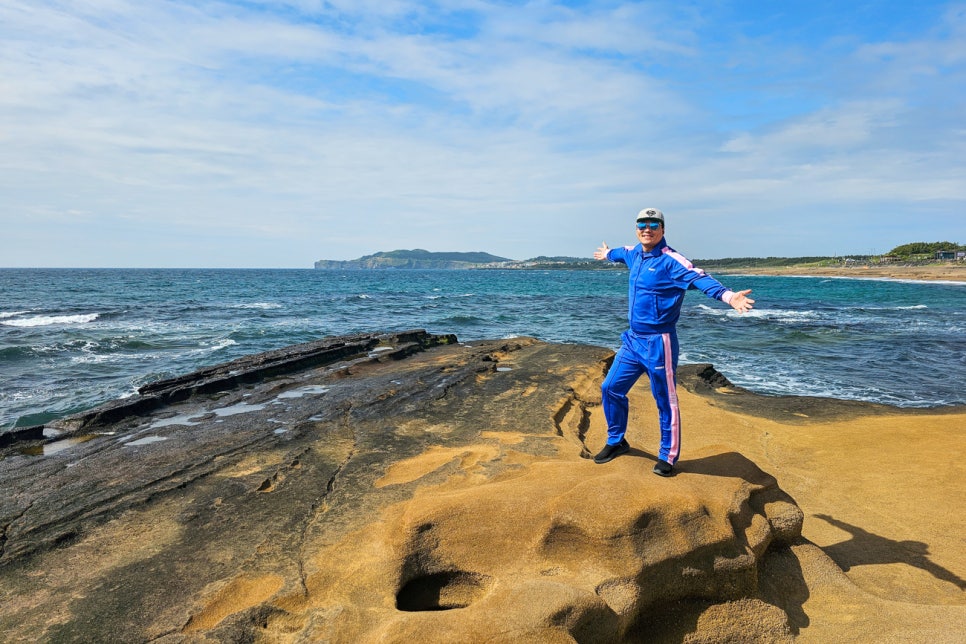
left=1, top=331, right=962, bottom=642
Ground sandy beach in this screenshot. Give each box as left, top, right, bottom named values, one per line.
left=715, top=262, right=966, bottom=283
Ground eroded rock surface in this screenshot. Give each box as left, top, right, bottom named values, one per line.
left=0, top=330, right=803, bottom=643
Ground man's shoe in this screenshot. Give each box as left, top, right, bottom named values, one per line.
left=653, top=460, right=674, bottom=477
left=594, top=439, right=630, bottom=464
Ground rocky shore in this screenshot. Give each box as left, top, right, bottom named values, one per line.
left=1, top=331, right=963, bottom=642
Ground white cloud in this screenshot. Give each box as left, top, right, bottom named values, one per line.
left=1, top=1, right=964, bottom=266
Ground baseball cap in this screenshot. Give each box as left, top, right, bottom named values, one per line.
left=636, top=207, right=664, bottom=224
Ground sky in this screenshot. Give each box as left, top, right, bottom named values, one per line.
left=2, top=1, right=965, bottom=267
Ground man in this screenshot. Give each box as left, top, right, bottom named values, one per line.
left=593, top=207, right=754, bottom=476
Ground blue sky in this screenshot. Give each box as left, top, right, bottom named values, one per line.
left=2, top=1, right=964, bottom=267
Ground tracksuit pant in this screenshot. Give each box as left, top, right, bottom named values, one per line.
left=601, top=329, right=681, bottom=464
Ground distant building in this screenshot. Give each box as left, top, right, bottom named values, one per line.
left=935, top=250, right=956, bottom=260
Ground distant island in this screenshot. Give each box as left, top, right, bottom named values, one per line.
left=314, top=249, right=604, bottom=270
left=315, top=243, right=965, bottom=273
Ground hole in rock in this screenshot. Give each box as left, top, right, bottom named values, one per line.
left=395, top=571, right=492, bottom=612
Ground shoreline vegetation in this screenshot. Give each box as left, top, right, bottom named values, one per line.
left=314, top=249, right=966, bottom=282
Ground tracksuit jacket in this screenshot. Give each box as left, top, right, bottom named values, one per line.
left=602, top=238, right=736, bottom=464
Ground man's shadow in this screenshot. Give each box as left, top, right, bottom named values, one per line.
left=814, top=513, right=966, bottom=591
left=671, top=450, right=779, bottom=485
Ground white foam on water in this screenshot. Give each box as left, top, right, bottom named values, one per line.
left=720, top=366, right=947, bottom=407
left=0, top=310, right=30, bottom=319
left=274, top=428, right=289, bottom=434
left=119, top=385, right=141, bottom=400
left=694, top=305, right=729, bottom=316
left=843, top=304, right=926, bottom=312
left=872, top=277, right=966, bottom=286
left=70, top=352, right=120, bottom=365
left=695, top=304, right=820, bottom=323
left=208, top=338, right=238, bottom=352
left=1, top=313, right=99, bottom=327
left=231, top=302, right=282, bottom=309
left=182, top=339, right=237, bottom=359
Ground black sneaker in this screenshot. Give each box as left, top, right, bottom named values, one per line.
left=653, top=460, right=674, bottom=477
left=594, top=439, right=630, bottom=464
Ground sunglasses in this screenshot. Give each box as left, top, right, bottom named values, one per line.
left=637, top=221, right=661, bottom=230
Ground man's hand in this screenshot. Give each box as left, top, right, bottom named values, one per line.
left=594, top=242, right=610, bottom=261
left=728, top=289, right=755, bottom=313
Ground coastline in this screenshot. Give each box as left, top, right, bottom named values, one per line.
left=713, top=263, right=966, bottom=283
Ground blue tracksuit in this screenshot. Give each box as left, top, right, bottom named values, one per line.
left=602, top=238, right=735, bottom=464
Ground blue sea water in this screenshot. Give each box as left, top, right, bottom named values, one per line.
left=2, top=268, right=965, bottom=432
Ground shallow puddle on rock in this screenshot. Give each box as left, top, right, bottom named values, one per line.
left=212, top=403, right=266, bottom=417
left=18, top=434, right=97, bottom=456
left=150, top=413, right=203, bottom=429
left=275, top=385, right=329, bottom=399
left=124, top=436, right=169, bottom=446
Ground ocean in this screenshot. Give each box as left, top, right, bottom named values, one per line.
left=2, top=268, right=965, bottom=432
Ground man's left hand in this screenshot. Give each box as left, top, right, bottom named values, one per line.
left=728, top=289, right=755, bottom=313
